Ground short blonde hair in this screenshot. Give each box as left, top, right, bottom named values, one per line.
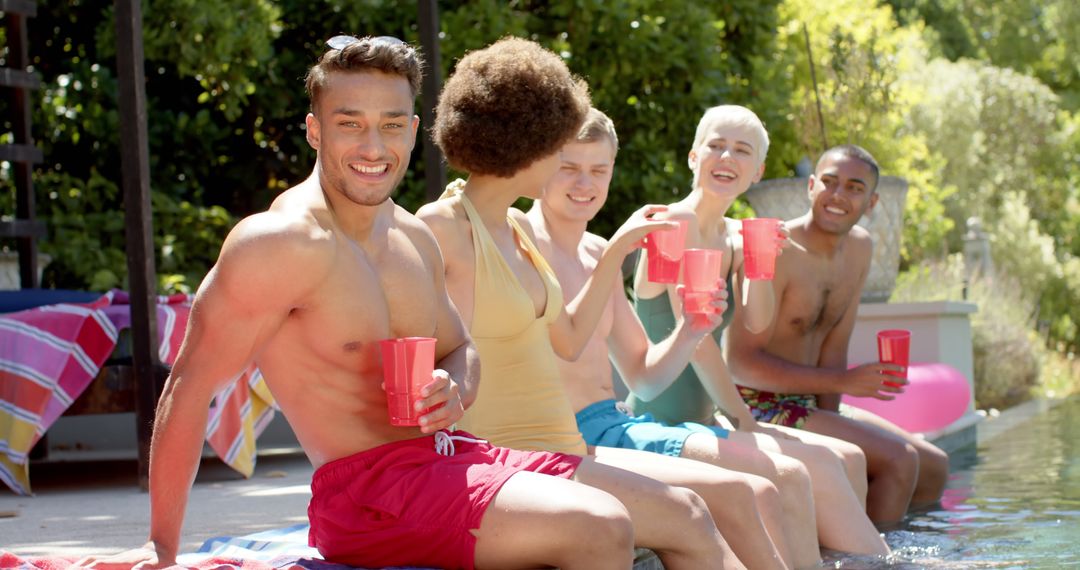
left=692, top=105, right=769, bottom=164
left=575, top=107, right=619, bottom=156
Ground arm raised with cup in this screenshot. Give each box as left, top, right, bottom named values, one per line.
left=535, top=204, right=677, bottom=361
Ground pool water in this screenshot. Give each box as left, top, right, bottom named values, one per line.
left=824, top=396, right=1080, bottom=569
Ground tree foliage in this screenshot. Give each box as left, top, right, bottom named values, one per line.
left=3, top=0, right=787, bottom=287
left=770, top=0, right=953, bottom=263
left=888, top=0, right=1080, bottom=112
left=904, top=58, right=1070, bottom=248
left=2, top=0, right=1079, bottom=364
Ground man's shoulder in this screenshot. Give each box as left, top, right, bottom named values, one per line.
left=845, top=224, right=874, bottom=259
left=582, top=231, right=607, bottom=247
left=204, top=210, right=336, bottom=312
left=219, top=210, right=335, bottom=282
left=581, top=231, right=608, bottom=259
left=229, top=210, right=331, bottom=252
left=390, top=202, right=442, bottom=253
left=848, top=223, right=872, bottom=242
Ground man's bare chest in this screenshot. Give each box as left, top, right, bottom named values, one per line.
left=781, top=265, right=859, bottom=336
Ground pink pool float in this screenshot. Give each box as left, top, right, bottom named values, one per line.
left=842, top=362, right=971, bottom=433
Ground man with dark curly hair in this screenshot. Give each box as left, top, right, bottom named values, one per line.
left=80, top=36, right=676, bottom=570
left=420, top=36, right=790, bottom=570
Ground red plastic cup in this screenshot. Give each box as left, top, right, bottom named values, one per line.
left=742, top=218, right=781, bottom=280
left=877, top=329, right=911, bottom=388
left=643, top=219, right=689, bottom=283
left=681, top=248, right=724, bottom=314
left=379, top=337, right=437, bottom=426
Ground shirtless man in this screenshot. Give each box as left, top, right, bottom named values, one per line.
left=526, top=108, right=888, bottom=563
left=726, top=144, right=949, bottom=524
left=80, top=36, right=724, bottom=570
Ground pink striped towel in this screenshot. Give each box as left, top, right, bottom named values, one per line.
left=0, top=291, right=276, bottom=495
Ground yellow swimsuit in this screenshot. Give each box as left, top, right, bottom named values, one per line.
left=454, top=192, right=587, bottom=455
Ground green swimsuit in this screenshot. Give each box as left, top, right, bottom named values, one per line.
left=626, top=271, right=735, bottom=425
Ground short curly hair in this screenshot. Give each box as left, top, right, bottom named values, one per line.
left=434, top=37, right=591, bottom=177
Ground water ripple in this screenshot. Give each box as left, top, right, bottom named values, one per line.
left=825, top=396, right=1080, bottom=569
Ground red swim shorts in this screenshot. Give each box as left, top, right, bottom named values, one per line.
left=307, top=430, right=581, bottom=570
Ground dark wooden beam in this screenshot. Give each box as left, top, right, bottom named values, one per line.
left=114, top=0, right=162, bottom=491
left=0, top=143, right=44, bottom=164
left=0, top=68, right=41, bottom=90
left=0, top=219, right=46, bottom=239
left=5, top=9, right=39, bottom=288
left=0, top=0, right=37, bottom=17
left=417, top=0, right=446, bottom=203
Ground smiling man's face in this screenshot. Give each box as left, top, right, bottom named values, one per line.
left=808, top=153, right=878, bottom=235
left=541, top=140, right=616, bottom=224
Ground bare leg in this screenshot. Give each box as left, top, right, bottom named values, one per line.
left=591, top=446, right=783, bottom=570
left=572, top=455, right=743, bottom=570
left=723, top=431, right=889, bottom=555
left=758, top=423, right=870, bottom=507
left=680, top=433, right=822, bottom=568
left=473, top=471, right=635, bottom=570
left=842, top=406, right=949, bottom=509
left=804, top=410, right=919, bottom=524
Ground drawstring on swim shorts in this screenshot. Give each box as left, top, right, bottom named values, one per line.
left=434, top=430, right=486, bottom=456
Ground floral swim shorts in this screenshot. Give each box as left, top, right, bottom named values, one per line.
left=738, top=386, right=818, bottom=429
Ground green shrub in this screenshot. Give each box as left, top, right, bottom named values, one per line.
left=34, top=169, right=235, bottom=294
left=1038, top=350, right=1080, bottom=400
left=892, top=256, right=1044, bottom=410
left=772, top=0, right=954, bottom=265
left=968, top=290, right=1043, bottom=410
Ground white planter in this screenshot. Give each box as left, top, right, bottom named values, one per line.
left=743, top=176, right=909, bottom=303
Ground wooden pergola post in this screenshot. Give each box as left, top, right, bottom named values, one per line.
left=114, top=0, right=164, bottom=491
left=0, top=0, right=45, bottom=288
left=418, top=0, right=446, bottom=202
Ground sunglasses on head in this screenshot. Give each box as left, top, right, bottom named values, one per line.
left=325, top=35, right=405, bottom=51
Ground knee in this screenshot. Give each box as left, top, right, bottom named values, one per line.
left=744, top=473, right=783, bottom=513
left=926, top=445, right=949, bottom=475
left=880, top=441, right=920, bottom=482
left=919, top=445, right=950, bottom=488
left=671, top=486, right=717, bottom=538
left=836, top=441, right=868, bottom=474
left=578, top=499, right=635, bottom=554
left=774, top=456, right=813, bottom=498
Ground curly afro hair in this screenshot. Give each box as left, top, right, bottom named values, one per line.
left=434, top=37, right=591, bottom=178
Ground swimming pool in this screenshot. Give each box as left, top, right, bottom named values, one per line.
left=825, top=396, right=1080, bottom=569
